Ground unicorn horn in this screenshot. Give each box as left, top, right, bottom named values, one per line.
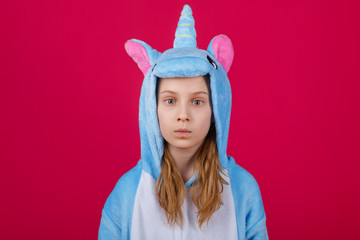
left=173, top=4, right=197, bottom=48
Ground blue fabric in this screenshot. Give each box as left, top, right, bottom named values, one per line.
left=227, top=157, right=269, bottom=239
left=98, top=161, right=143, bottom=240
left=173, top=4, right=197, bottom=48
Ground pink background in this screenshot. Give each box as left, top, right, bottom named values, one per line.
left=1, top=0, right=359, bottom=239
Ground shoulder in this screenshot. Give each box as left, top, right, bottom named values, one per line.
left=99, top=161, right=144, bottom=239
left=103, top=161, right=144, bottom=222
left=225, top=157, right=268, bottom=239
left=226, top=156, right=261, bottom=195
left=112, top=160, right=144, bottom=192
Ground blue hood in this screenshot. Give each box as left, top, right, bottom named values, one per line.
left=124, top=4, right=235, bottom=185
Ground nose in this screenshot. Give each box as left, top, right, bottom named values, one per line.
left=177, top=103, right=190, bottom=122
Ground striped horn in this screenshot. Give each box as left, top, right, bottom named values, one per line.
left=173, top=4, right=197, bottom=48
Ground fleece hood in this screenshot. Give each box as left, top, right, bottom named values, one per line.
left=124, top=4, right=234, bottom=184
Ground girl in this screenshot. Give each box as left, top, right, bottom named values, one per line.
left=99, top=5, right=268, bottom=240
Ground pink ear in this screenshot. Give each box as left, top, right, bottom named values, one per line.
left=124, top=40, right=151, bottom=76
left=209, top=35, right=234, bottom=73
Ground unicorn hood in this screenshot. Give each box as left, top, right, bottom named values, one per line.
left=125, top=4, right=234, bottom=184
left=99, top=5, right=268, bottom=240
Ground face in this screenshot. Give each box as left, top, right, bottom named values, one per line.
left=157, top=76, right=212, bottom=152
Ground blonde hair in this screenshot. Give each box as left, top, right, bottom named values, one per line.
left=156, top=123, right=228, bottom=228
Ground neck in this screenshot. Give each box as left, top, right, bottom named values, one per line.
left=168, top=144, right=199, bottom=183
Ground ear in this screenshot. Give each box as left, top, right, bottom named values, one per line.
left=124, top=39, right=161, bottom=76
left=207, top=34, right=234, bottom=73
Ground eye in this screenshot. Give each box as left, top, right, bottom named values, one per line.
left=165, top=99, right=175, bottom=104
left=151, top=63, right=157, bottom=73
left=207, top=55, right=218, bottom=69
left=193, top=100, right=203, bottom=106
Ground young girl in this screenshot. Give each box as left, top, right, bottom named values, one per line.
left=99, top=5, right=268, bottom=240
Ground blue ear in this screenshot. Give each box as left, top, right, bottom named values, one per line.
left=125, top=39, right=161, bottom=76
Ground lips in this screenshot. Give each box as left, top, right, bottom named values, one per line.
left=174, top=129, right=192, bottom=138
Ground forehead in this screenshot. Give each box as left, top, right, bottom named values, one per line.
left=157, top=76, right=209, bottom=92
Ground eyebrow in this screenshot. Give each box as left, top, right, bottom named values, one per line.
left=159, top=90, right=208, bottom=95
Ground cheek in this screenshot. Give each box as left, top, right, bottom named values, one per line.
left=157, top=108, right=169, bottom=134
left=198, top=108, right=212, bottom=134
left=157, top=106, right=164, bottom=123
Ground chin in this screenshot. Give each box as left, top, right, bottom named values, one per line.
left=168, top=139, right=202, bottom=150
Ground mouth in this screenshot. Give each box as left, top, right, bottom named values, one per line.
left=174, top=129, right=192, bottom=138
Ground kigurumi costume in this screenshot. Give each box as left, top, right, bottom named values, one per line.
left=98, top=4, right=269, bottom=240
